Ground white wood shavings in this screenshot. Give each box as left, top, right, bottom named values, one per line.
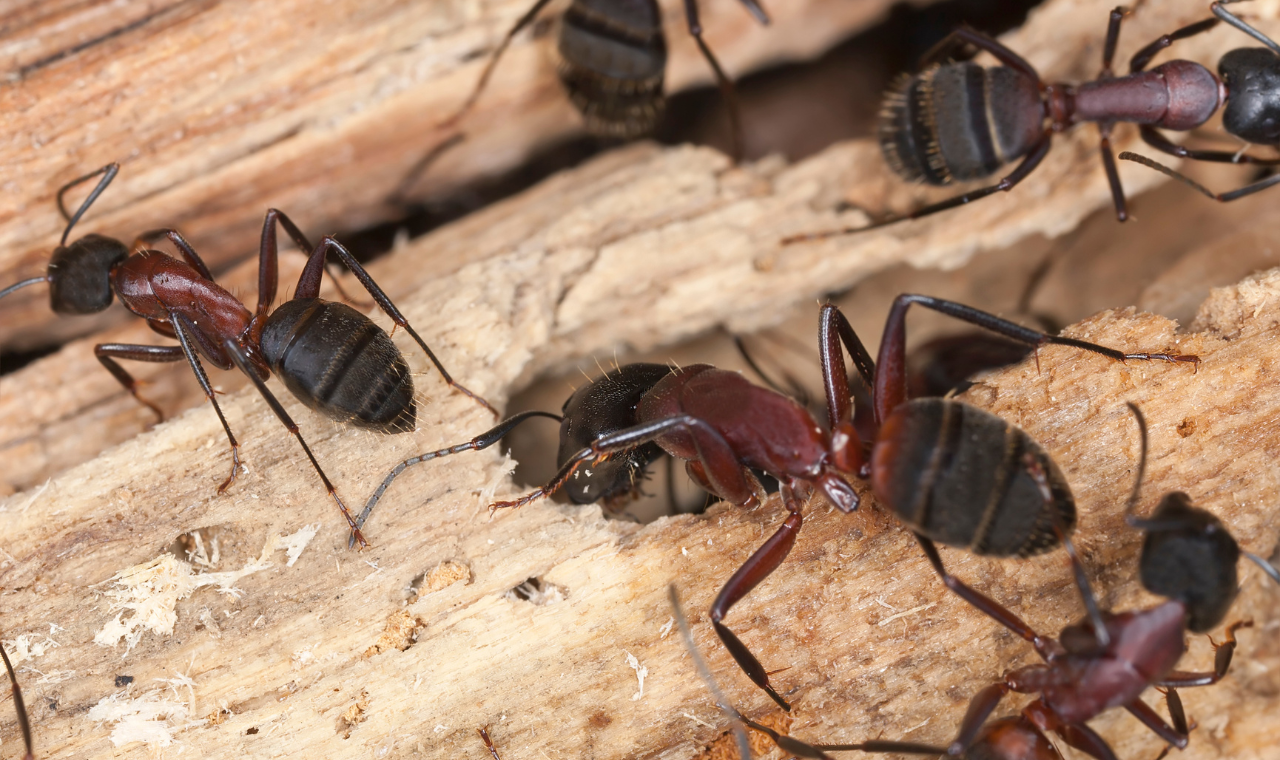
left=87, top=683, right=205, bottom=749
left=624, top=651, right=647, bottom=701
left=280, top=524, right=320, bottom=567
left=2, top=631, right=59, bottom=666
left=93, top=538, right=277, bottom=654
left=877, top=603, right=937, bottom=627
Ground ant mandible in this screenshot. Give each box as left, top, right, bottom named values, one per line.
left=442, top=0, right=769, bottom=159
left=784, top=4, right=1229, bottom=243
left=1119, top=1, right=1280, bottom=201
left=356, top=295, right=1195, bottom=711
left=0, top=164, right=495, bottom=548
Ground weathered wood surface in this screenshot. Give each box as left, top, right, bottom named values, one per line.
left=3, top=0, right=1273, bottom=494
left=1, top=238, right=1279, bottom=759
left=0, top=0, right=889, bottom=350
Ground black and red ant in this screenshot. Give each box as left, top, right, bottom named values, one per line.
left=442, top=0, right=769, bottom=159
left=356, top=295, right=1195, bottom=710
left=674, top=407, right=1265, bottom=760
left=1119, top=1, right=1280, bottom=202
left=0, top=164, right=494, bottom=548
left=783, top=4, right=1236, bottom=243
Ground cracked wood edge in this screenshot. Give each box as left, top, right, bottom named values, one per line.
left=0, top=209, right=1278, bottom=758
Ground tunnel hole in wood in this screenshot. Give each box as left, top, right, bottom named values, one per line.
left=505, top=577, right=566, bottom=606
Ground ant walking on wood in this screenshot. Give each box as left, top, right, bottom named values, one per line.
left=784, top=4, right=1233, bottom=243
left=357, top=295, right=1195, bottom=710
left=0, top=164, right=494, bottom=547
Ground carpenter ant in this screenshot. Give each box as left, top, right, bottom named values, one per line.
left=0, top=164, right=494, bottom=548
left=358, top=295, right=1195, bottom=711
left=0, top=640, right=33, bottom=760
left=783, top=4, right=1232, bottom=243
left=889, top=404, right=1258, bottom=760
left=1119, top=1, right=1280, bottom=202
left=442, top=0, right=770, bottom=158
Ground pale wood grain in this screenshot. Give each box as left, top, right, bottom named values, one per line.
left=0, top=0, right=888, bottom=350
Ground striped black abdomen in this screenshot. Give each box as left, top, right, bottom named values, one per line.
left=557, top=0, right=667, bottom=138
left=259, top=299, right=416, bottom=434
left=872, top=398, right=1074, bottom=557
left=879, top=63, right=1044, bottom=185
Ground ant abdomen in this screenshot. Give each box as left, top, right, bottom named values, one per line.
left=259, top=299, right=416, bottom=434
left=48, top=233, right=128, bottom=314
left=556, top=0, right=667, bottom=139
left=879, top=63, right=1043, bottom=185
left=872, top=398, right=1075, bottom=557
left=1219, top=48, right=1280, bottom=144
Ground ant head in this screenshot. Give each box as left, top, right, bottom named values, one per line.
left=47, top=233, right=129, bottom=314
left=1219, top=48, right=1280, bottom=145
left=557, top=362, right=673, bottom=505
left=1137, top=491, right=1240, bottom=633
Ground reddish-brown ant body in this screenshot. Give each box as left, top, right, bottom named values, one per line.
left=444, top=0, right=769, bottom=158
left=681, top=406, right=1266, bottom=760
left=0, top=164, right=493, bottom=547
left=784, top=4, right=1249, bottom=242
left=357, top=295, right=1194, bottom=710
left=1120, top=1, right=1280, bottom=201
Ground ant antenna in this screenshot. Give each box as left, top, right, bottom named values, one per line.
left=0, top=643, right=33, bottom=760
left=667, top=585, right=753, bottom=760
left=1244, top=551, right=1280, bottom=584
left=1123, top=402, right=1149, bottom=523
left=55, top=163, right=119, bottom=246
left=0, top=277, right=48, bottom=303
left=1212, top=1, right=1280, bottom=54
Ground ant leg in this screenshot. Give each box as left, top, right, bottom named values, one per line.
left=1125, top=695, right=1190, bottom=749
left=683, top=0, right=767, bottom=161
left=301, top=234, right=498, bottom=417
left=1099, top=122, right=1129, bottom=221
left=222, top=338, right=368, bottom=548
left=1129, top=17, right=1219, bottom=73
left=873, top=294, right=1199, bottom=422
left=352, top=410, right=562, bottom=542
left=170, top=315, right=243, bottom=493
left=916, top=535, right=1058, bottom=661
left=94, top=343, right=186, bottom=421
left=1119, top=151, right=1280, bottom=202
left=781, top=136, right=1052, bottom=244
left=1138, top=125, right=1280, bottom=166
left=133, top=229, right=214, bottom=280
left=257, top=209, right=367, bottom=311
left=734, top=336, right=810, bottom=406
left=1157, top=620, right=1253, bottom=686
left=1023, top=454, right=1111, bottom=647
left=478, top=727, right=502, bottom=760
left=710, top=482, right=805, bottom=711
left=818, top=303, right=876, bottom=432
left=1055, top=722, right=1121, bottom=760
left=491, top=414, right=756, bottom=510
left=669, top=585, right=756, bottom=760
left=917, top=27, right=1038, bottom=79
left=441, top=0, right=557, bottom=128
left=56, top=163, right=119, bottom=245
left=0, top=642, right=32, bottom=760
